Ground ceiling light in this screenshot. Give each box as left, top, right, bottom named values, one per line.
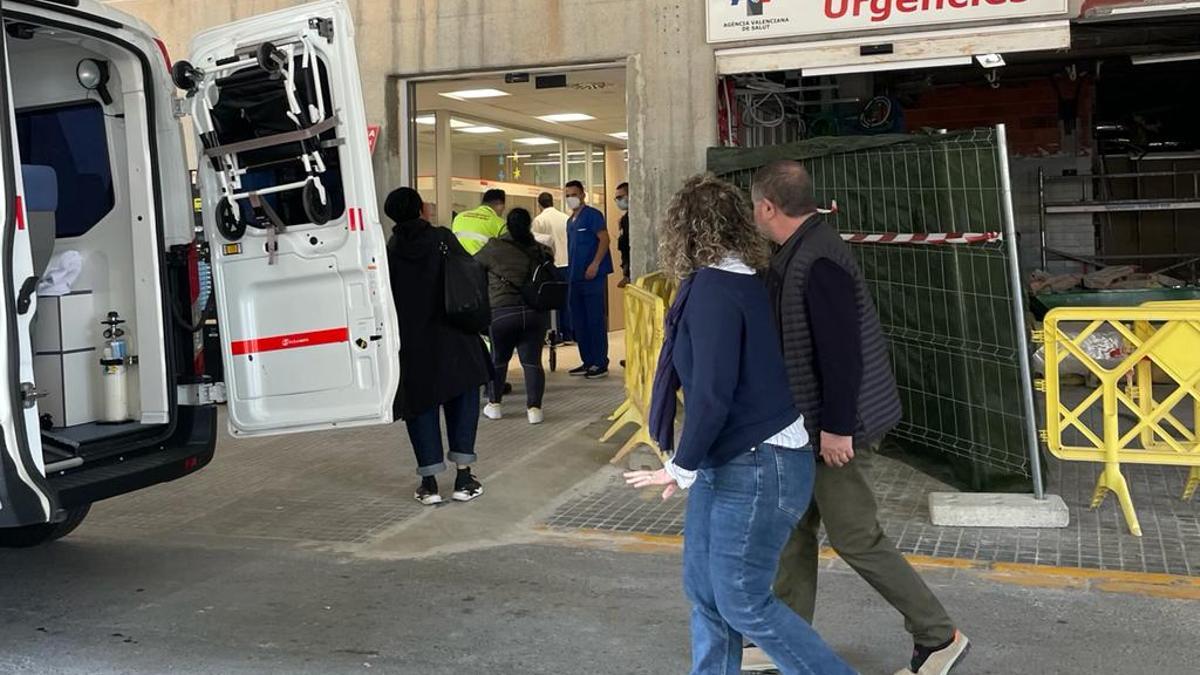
left=537, top=113, right=596, bottom=123
left=803, top=56, right=972, bottom=77
left=1131, top=51, right=1200, bottom=66
left=515, top=137, right=559, bottom=146
left=439, top=88, right=509, bottom=101
left=458, top=126, right=501, bottom=134
left=975, top=53, right=1005, bottom=69
left=608, top=131, right=629, bottom=140
left=414, top=116, right=474, bottom=129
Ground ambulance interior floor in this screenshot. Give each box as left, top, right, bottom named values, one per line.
left=44, top=420, right=156, bottom=450
left=0, top=334, right=1197, bottom=674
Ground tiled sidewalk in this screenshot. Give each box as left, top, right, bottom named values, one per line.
left=545, top=451, right=1200, bottom=576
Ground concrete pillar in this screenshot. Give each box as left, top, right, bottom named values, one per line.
left=627, top=2, right=718, bottom=278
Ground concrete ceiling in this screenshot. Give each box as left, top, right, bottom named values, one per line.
left=413, top=66, right=627, bottom=154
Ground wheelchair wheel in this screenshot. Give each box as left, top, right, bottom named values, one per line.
left=215, top=197, right=246, bottom=241
left=256, top=42, right=286, bottom=77
left=171, top=60, right=200, bottom=92
left=549, top=343, right=558, bottom=373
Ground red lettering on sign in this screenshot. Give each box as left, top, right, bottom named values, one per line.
left=826, top=0, right=850, bottom=18
left=824, top=0, right=1032, bottom=23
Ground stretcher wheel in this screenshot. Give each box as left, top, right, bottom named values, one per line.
left=171, top=60, right=199, bottom=92
left=256, top=42, right=286, bottom=77
left=303, top=179, right=331, bottom=225
left=216, top=197, right=246, bottom=241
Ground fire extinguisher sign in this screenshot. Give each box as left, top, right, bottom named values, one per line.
left=367, top=125, right=381, bottom=156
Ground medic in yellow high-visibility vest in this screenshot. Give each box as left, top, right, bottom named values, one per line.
left=452, top=189, right=508, bottom=255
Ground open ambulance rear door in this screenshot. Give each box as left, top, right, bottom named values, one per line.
left=184, top=1, right=399, bottom=438
left=0, top=17, right=52, bottom=526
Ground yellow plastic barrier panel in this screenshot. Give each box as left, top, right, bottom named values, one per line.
left=1040, top=304, right=1200, bottom=536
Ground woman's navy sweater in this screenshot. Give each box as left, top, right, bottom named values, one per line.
left=671, top=267, right=801, bottom=472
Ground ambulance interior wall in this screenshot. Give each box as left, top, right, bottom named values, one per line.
left=9, top=32, right=161, bottom=426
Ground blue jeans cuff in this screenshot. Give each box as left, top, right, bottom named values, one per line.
left=417, top=461, right=447, bottom=477
left=447, top=451, right=477, bottom=466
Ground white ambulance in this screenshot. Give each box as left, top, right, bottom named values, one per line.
left=0, top=0, right=398, bottom=546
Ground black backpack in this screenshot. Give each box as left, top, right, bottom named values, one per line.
left=498, top=240, right=567, bottom=312
left=437, top=230, right=491, bottom=334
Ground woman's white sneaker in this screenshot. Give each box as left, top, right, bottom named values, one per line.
left=527, top=408, right=544, bottom=425
left=483, top=402, right=503, bottom=420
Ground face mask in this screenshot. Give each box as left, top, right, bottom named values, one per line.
left=566, top=196, right=582, bottom=211
left=616, top=197, right=629, bottom=211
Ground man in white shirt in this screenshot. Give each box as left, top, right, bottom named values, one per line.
left=533, top=192, right=569, bottom=267
left=532, top=192, right=573, bottom=343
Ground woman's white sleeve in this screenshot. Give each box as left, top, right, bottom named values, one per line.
left=664, top=459, right=696, bottom=490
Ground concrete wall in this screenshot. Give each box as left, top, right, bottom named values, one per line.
left=116, top=0, right=718, bottom=278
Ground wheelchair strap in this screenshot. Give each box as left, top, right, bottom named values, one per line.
left=248, top=192, right=288, bottom=266
left=201, top=116, right=338, bottom=158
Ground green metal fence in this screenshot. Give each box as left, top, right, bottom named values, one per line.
left=710, top=129, right=1038, bottom=490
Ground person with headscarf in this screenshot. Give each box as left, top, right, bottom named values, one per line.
left=385, top=187, right=490, bottom=506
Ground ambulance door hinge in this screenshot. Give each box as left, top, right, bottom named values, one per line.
left=309, top=17, right=334, bottom=43
left=20, top=382, right=47, bottom=409
left=177, top=382, right=226, bottom=407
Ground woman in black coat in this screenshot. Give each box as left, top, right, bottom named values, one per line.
left=385, top=187, right=490, bottom=506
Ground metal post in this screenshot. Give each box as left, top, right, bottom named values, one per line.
left=1037, top=167, right=1048, bottom=270
left=435, top=111, right=453, bottom=228
left=996, top=124, right=1046, bottom=500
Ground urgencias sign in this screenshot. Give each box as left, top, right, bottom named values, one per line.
left=707, top=0, right=1070, bottom=43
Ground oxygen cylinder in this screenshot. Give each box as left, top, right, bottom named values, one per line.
left=100, top=311, right=130, bottom=423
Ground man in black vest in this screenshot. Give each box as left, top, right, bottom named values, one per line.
left=746, top=160, right=970, bottom=675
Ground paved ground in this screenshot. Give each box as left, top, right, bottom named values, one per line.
left=2, top=538, right=1199, bottom=675
left=1, top=339, right=1198, bottom=673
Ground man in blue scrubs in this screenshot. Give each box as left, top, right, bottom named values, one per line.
left=564, top=180, right=612, bottom=379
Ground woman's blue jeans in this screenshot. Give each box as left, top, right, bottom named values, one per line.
left=682, top=444, right=855, bottom=675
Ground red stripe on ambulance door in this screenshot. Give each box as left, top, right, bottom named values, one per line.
left=15, top=196, right=24, bottom=230
left=230, top=327, right=350, bottom=356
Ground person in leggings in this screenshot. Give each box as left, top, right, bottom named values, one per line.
left=624, top=174, right=854, bottom=675
left=476, top=208, right=554, bottom=425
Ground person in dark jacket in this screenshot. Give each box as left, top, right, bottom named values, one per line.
left=476, top=208, right=554, bottom=425
left=385, top=187, right=489, bottom=506
left=749, top=160, right=969, bottom=675
left=623, top=174, right=853, bottom=675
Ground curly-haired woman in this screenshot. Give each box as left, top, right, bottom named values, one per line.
left=625, top=174, right=854, bottom=675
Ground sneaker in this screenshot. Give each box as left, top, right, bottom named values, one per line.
left=585, top=366, right=609, bottom=379
left=741, top=645, right=778, bottom=672
left=452, top=468, right=484, bottom=502
left=568, top=365, right=589, bottom=377
left=483, top=402, right=503, bottom=420
left=895, top=631, right=970, bottom=675
left=527, top=407, right=544, bottom=425
left=413, top=477, right=442, bottom=506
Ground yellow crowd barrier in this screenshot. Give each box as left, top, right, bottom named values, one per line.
left=601, top=273, right=678, bottom=466
left=1039, top=303, right=1200, bottom=536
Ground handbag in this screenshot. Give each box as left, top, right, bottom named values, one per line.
left=438, top=230, right=491, bottom=334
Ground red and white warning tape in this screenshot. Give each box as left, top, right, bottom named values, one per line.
left=819, top=200, right=1001, bottom=245
left=841, top=231, right=1002, bottom=245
